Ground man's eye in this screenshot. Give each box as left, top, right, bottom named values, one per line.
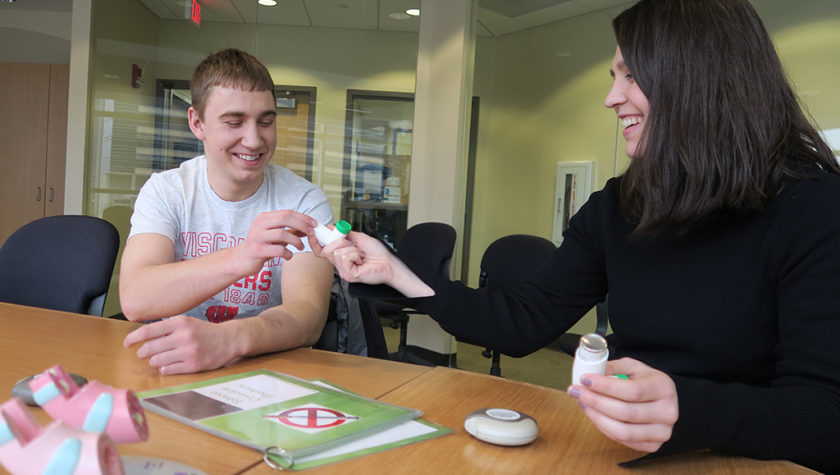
left=225, top=121, right=242, bottom=127
left=258, top=120, right=274, bottom=127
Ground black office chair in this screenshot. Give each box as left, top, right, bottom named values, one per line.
left=372, top=222, right=456, bottom=365
left=553, top=296, right=610, bottom=356
left=476, top=234, right=557, bottom=377
left=0, top=215, right=119, bottom=316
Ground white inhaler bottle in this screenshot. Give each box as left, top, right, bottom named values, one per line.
left=571, top=333, right=608, bottom=386
left=314, top=219, right=352, bottom=246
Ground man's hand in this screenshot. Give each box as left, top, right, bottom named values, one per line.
left=123, top=316, right=241, bottom=375
left=231, top=210, right=318, bottom=277
left=567, top=357, right=678, bottom=453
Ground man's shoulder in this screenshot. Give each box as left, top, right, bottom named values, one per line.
left=144, top=156, right=205, bottom=187
left=262, top=164, right=332, bottom=221
left=264, top=163, right=326, bottom=195
left=265, top=163, right=309, bottom=182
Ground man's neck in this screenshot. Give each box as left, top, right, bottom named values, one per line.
left=206, top=165, right=264, bottom=202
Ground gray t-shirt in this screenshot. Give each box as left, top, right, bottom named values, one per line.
left=129, top=155, right=333, bottom=322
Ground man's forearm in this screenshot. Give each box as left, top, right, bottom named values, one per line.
left=120, top=246, right=245, bottom=321
left=228, top=300, right=329, bottom=357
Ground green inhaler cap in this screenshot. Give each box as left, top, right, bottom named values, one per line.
left=334, top=220, right=352, bottom=235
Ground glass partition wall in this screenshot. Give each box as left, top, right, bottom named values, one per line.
left=342, top=91, right=414, bottom=248
left=87, top=0, right=420, bottom=316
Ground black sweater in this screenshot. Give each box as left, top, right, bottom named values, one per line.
left=403, top=174, right=840, bottom=472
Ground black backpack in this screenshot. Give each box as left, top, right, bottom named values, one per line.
left=314, top=272, right=389, bottom=359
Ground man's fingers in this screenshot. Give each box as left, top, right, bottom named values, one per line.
left=258, top=210, right=317, bottom=233
left=123, top=319, right=174, bottom=347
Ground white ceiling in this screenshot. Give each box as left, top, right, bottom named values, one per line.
left=129, top=0, right=631, bottom=37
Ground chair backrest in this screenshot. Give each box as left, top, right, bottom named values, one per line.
left=479, top=234, right=556, bottom=292
left=0, top=215, right=120, bottom=316
left=396, top=222, right=457, bottom=279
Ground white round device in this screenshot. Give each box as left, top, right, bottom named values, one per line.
left=464, top=408, right=538, bottom=446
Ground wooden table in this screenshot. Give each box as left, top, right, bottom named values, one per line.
left=0, top=303, right=815, bottom=474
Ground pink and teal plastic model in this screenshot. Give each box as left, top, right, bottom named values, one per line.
left=28, top=365, right=148, bottom=444
left=0, top=397, right=124, bottom=474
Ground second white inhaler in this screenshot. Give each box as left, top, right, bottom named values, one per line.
left=571, top=333, right=608, bottom=386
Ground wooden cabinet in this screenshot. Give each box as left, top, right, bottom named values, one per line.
left=0, top=63, right=68, bottom=245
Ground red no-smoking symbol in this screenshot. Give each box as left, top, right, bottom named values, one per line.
left=266, top=407, right=358, bottom=429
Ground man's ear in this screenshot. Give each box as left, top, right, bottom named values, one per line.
left=188, top=107, right=206, bottom=141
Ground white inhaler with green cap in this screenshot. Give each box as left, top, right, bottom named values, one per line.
left=571, top=333, right=608, bottom=386
left=314, top=219, right=351, bottom=246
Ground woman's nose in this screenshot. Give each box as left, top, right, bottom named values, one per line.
left=604, top=82, right=625, bottom=109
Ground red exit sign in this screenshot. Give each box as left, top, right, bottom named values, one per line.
left=190, top=0, right=201, bottom=27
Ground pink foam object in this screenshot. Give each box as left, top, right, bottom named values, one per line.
left=0, top=397, right=124, bottom=475
left=27, top=366, right=149, bottom=444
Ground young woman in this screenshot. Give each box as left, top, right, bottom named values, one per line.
left=317, top=0, right=840, bottom=471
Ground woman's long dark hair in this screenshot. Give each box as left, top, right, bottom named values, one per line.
left=614, top=0, right=840, bottom=239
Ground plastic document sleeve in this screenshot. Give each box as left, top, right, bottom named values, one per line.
left=137, top=369, right=431, bottom=470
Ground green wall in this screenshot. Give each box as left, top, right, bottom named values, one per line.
left=467, top=0, right=840, bottom=290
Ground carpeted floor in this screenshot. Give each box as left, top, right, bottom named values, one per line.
left=380, top=318, right=574, bottom=390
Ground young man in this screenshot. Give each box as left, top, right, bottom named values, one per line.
left=120, top=49, right=334, bottom=375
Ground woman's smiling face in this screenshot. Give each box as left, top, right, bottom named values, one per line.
left=605, top=46, right=650, bottom=159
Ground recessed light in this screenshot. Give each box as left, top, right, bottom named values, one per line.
left=257, top=0, right=277, bottom=6
left=389, top=12, right=410, bottom=20
left=405, top=8, right=420, bottom=16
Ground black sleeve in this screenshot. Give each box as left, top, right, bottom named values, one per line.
left=400, top=186, right=612, bottom=356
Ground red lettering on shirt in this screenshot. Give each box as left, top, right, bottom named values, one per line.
left=241, top=274, right=256, bottom=290
left=197, top=232, right=212, bottom=255
left=206, top=305, right=238, bottom=323
left=258, top=270, right=272, bottom=291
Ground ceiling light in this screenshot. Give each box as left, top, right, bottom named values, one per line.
left=389, top=12, right=410, bottom=20
left=405, top=8, right=420, bottom=17
left=257, top=0, right=277, bottom=6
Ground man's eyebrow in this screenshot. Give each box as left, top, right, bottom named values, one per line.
left=217, top=110, right=277, bottom=119
left=218, top=111, right=246, bottom=119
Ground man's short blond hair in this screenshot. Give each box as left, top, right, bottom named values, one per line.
left=190, top=48, right=275, bottom=119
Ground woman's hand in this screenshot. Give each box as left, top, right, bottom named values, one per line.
left=312, top=230, right=434, bottom=298
left=567, top=357, right=678, bottom=453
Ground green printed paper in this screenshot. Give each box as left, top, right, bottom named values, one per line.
left=138, top=370, right=422, bottom=460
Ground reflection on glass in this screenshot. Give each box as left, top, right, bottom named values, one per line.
left=271, top=87, right=316, bottom=181
left=342, top=92, right=414, bottom=247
